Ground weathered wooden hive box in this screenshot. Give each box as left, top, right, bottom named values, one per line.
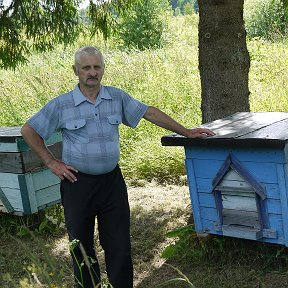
left=162, top=112, right=288, bottom=246
left=0, top=127, right=62, bottom=215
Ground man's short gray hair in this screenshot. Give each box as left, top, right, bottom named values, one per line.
left=74, top=46, right=104, bottom=66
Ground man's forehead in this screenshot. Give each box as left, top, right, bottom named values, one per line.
left=80, top=53, right=101, bottom=61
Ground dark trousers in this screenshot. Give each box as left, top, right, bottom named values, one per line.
left=60, top=166, right=133, bottom=288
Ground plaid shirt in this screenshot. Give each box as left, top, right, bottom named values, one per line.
left=28, top=84, right=148, bottom=175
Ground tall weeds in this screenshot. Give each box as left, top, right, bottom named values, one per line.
left=0, top=14, right=287, bottom=183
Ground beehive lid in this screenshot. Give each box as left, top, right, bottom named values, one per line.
left=161, top=112, right=288, bottom=148
left=0, top=127, right=62, bottom=152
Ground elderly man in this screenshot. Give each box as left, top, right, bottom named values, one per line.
left=21, top=46, right=214, bottom=288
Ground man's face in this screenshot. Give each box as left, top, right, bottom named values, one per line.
left=73, top=53, right=105, bottom=89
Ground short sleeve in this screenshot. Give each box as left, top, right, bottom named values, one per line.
left=121, top=91, right=148, bottom=128
left=27, top=98, right=60, bottom=140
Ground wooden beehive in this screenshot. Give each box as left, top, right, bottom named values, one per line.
left=0, top=127, right=62, bottom=215
left=162, top=112, right=288, bottom=246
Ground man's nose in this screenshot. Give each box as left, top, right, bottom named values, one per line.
left=89, top=69, right=97, bottom=76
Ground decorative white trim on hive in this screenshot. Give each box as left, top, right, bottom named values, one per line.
left=211, top=153, right=276, bottom=240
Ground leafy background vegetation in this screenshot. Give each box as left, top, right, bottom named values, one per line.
left=1, top=0, right=288, bottom=287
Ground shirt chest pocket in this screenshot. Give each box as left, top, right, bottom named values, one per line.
left=107, top=115, right=122, bottom=125
left=105, top=115, right=122, bottom=139
left=63, top=119, right=89, bottom=144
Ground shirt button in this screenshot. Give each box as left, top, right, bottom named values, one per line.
left=95, top=114, right=98, bottom=116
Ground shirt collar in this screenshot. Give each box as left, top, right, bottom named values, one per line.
left=72, top=84, right=112, bottom=106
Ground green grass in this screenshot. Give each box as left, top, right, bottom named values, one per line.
left=2, top=14, right=288, bottom=183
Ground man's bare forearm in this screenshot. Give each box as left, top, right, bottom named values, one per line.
left=21, top=123, right=78, bottom=182
left=143, top=106, right=215, bottom=138
left=21, top=123, right=56, bottom=165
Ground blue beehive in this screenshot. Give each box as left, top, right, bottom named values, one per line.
left=162, top=112, right=288, bottom=246
left=0, top=127, right=62, bottom=215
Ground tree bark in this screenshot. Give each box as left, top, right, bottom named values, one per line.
left=198, top=0, right=250, bottom=123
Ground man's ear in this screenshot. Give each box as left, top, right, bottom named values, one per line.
left=72, top=65, right=77, bottom=75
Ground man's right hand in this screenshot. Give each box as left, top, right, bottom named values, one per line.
left=47, top=159, right=78, bottom=183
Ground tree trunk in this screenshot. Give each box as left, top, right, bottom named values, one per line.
left=198, top=0, right=250, bottom=123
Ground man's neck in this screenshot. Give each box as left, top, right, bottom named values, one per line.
left=79, top=84, right=101, bottom=103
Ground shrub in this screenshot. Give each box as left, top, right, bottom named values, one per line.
left=116, top=0, right=171, bottom=50
left=244, top=0, right=288, bottom=40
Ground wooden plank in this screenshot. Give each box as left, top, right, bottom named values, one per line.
left=200, top=207, right=219, bottom=221
left=268, top=214, right=284, bottom=241
left=199, top=192, right=216, bottom=208
left=238, top=118, right=288, bottom=141
left=201, top=219, right=219, bottom=234
left=266, top=199, right=282, bottom=214
left=202, top=112, right=288, bottom=131
left=199, top=112, right=254, bottom=130
left=197, top=178, right=213, bottom=193
left=216, top=186, right=255, bottom=193
left=221, top=193, right=257, bottom=211
left=0, top=152, right=23, bottom=173
left=193, top=159, right=278, bottom=184
left=0, top=172, right=20, bottom=189
left=18, top=175, right=31, bottom=214
left=35, top=185, right=61, bottom=208
left=222, top=209, right=260, bottom=228
left=209, top=112, right=288, bottom=139
left=276, top=163, right=288, bottom=246
left=0, top=127, right=62, bottom=152
left=0, top=142, right=62, bottom=173
left=29, top=169, right=60, bottom=191
left=185, top=159, right=204, bottom=232
left=24, top=173, right=38, bottom=214
left=162, top=112, right=288, bottom=148
left=265, top=184, right=280, bottom=200
left=262, top=229, right=277, bottom=239
left=1, top=187, right=23, bottom=212
left=185, top=146, right=285, bottom=164
left=16, top=131, right=62, bottom=152
left=21, top=142, right=62, bottom=173
left=192, top=159, right=225, bottom=179
left=221, top=225, right=262, bottom=240
left=0, top=187, right=14, bottom=213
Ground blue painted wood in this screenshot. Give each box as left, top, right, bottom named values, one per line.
left=0, top=169, right=60, bottom=215
left=197, top=179, right=214, bottom=193
left=36, top=185, right=61, bottom=208
left=202, top=219, right=221, bottom=234
left=185, top=146, right=285, bottom=164
left=18, top=175, right=31, bottom=214
left=0, top=128, right=62, bottom=152
left=0, top=127, right=62, bottom=215
left=193, top=159, right=279, bottom=184
left=266, top=199, right=282, bottom=214
left=268, top=214, right=285, bottom=241
left=0, top=187, right=14, bottom=213
left=185, top=159, right=203, bottom=232
left=192, top=159, right=225, bottom=179
left=200, top=207, right=218, bottom=222
left=276, top=163, right=288, bottom=246
left=198, top=192, right=216, bottom=207
left=163, top=112, right=288, bottom=247
left=30, top=169, right=60, bottom=190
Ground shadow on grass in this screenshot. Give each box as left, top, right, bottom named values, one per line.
left=136, top=230, right=288, bottom=288
left=4, top=202, right=288, bottom=288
